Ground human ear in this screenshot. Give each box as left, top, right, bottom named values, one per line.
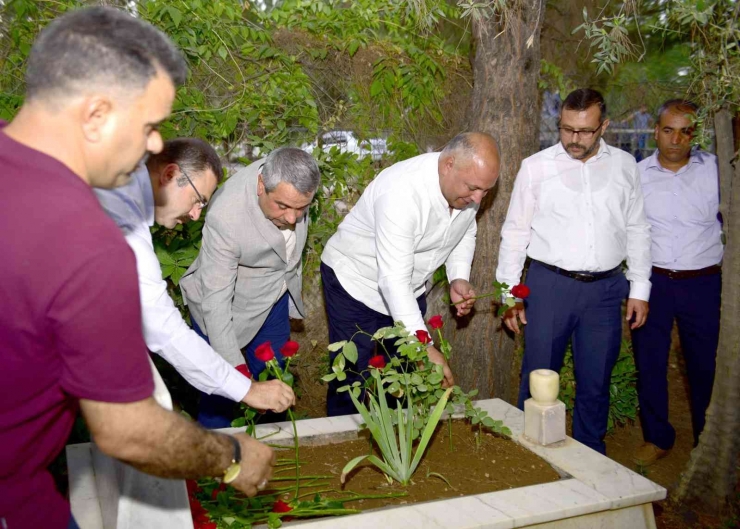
left=80, top=96, right=113, bottom=143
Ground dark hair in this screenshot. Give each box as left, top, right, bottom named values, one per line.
left=262, top=147, right=320, bottom=194
left=150, top=138, right=224, bottom=185
left=25, top=6, right=187, bottom=101
left=657, top=99, right=698, bottom=121
left=562, top=88, right=607, bottom=120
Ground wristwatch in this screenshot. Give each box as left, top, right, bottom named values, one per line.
left=223, top=435, right=241, bottom=484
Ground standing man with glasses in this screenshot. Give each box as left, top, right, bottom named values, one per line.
left=496, top=88, right=652, bottom=454
left=631, top=100, right=722, bottom=466
left=95, top=138, right=295, bottom=416
left=180, top=147, right=320, bottom=428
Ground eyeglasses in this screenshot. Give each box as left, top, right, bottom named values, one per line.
left=558, top=121, right=604, bottom=140
left=180, top=166, right=208, bottom=209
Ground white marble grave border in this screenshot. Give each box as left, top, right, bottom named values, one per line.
left=68, top=398, right=666, bottom=529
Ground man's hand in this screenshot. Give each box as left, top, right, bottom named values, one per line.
left=229, top=433, right=276, bottom=497
left=242, top=380, right=295, bottom=412
left=450, top=279, right=476, bottom=317
left=502, top=302, right=527, bottom=335
left=426, top=345, right=454, bottom=387
left=626, top=298, right=649, bottom=330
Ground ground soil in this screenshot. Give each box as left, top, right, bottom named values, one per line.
left=266, top=420, right=560, bottom=512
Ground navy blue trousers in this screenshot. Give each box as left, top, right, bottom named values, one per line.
left=321, top=263, right=426, bottom=417
left=194, top=293, right=290, bottom=429
left=631, top=272, right=720, bottom=450
left=519, top=261, right=629, bottom=454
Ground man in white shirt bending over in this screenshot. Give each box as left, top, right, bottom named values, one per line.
left=496, top=88, right=652, bottom=455
left=321, top=132, right=500, bottom=416
left=95, top=138, right=295, bottom=418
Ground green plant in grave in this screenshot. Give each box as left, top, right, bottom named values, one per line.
left=324, top=316, right=510, bottom=459
left=558, top=339, right=638, bottom=432
left=340, top=369, right=452, bottom=486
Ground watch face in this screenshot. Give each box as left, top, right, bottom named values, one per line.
left=224, top=463, right=241, bottom=484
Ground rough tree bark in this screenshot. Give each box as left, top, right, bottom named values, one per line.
left=674, top=108, right=740, bottom=512
left=444, top=2, right=546, bottom=401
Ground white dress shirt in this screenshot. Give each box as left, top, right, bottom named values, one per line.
left=496, top=139, right=652, bottom=301
left=95, top=165, right=251, bottom=402
left=639, top=150, right=723, bottom=270
left=322, top=152, right=477, bottom=334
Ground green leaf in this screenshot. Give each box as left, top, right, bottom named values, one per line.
left=342, top=341, right=358, bottom=364
left=340, top=454, right=369, bottom=484
left=167, top=6, right=183, bottom=27
left=321, top=373, right=337, bottom=382
left=327, top=340, right=347, bottom=352
left=347, top=40, right=360, bottom=57
left=218, top=46, right=228, bottom=61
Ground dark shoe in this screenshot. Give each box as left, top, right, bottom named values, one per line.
left=632, top=442, right=670, bottom=466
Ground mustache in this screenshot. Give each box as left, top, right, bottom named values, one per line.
left=567, top=142, right=586, bottom=150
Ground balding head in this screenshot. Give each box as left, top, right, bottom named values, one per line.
left=438, top=132, right=500, bottom=209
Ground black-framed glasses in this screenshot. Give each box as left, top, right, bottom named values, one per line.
left=558, top=121, right=604, bottom=140
left=180, top=166, right=208, bottom=209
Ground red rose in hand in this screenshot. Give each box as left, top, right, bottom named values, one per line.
left=272, top=499, right=293, bottom=513
left=255, top=342, right=275, bottom=362
left=235, top=364, right=252, bottom=378
left=428, top=315, right=444, bottom=330
left=368, top=355, right=386, bottom=369
left=280, top=340, right=300, bottom=357
left=511, top=284, right=530, bottom=299
left=415, top=330, right=431, bottom=344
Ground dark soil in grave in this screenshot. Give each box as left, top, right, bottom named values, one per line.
left=267, top=420, right=561, bottom=511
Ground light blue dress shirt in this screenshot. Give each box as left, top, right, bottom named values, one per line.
left=638, top=150, right=723, bottom=270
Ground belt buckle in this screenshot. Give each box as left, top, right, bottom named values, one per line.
left=575, top=273, right=595, bottom=283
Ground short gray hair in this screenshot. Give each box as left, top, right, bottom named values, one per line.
left=440, top=133, right=476, bottom=159
left=261, top=147, right=320, bottom=194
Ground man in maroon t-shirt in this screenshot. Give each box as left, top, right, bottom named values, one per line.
left=0, top=8, right=276, bottom=529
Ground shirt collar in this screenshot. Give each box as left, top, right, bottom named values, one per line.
left=645, top=148, right=704, bottom=173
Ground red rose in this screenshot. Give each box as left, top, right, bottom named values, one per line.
left=280, top=340, right=300, bottom=357
left=210, top=482, right=227, bottom=501
left=272, top=499, right=293, bottom=513
left=415, top=330, right=431, bottom=344
left=235, top=364, right=252, bottom=378
left=368, top=355, right=386, bottom=369
left=511, top=284, right=530, bottom=299
left=255, top=342, right=275, bottom=362
left=428, top=315, right=444, bottom=329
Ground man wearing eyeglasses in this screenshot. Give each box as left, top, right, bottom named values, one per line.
left=95, top=138, right=296, bottom=416
left=179, top=147, right=320, bottom=428
left=496, top=88, right=652, bottom=455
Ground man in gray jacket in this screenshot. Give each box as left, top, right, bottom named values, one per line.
left=180, top=146, right=319, bottom=427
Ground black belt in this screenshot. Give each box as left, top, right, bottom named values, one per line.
left=535, top=260, right=622, bottom=283
left=652, top=265, right=721, bottom=280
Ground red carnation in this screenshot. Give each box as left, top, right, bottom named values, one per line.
left=272, top=499, right=293, bottom=513
left=368, top=355, right=386, bottom=369
left=280, top=340, right=300, bottom=357
left=255, top=342, right=275, bottom=362
left=428, top=315, right=444, bottom=330
left=511, top=284, right=530, bottom=299
left=415, top=330, right=431, bottom=344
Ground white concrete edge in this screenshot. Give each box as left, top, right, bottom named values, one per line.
left=66, top=443, right=104, bottom=529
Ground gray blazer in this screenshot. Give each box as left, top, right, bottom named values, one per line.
left=180, top=160, right=306, bottom=367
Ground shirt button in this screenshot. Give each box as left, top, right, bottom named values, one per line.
left=673, top=192, right=677, bottom=196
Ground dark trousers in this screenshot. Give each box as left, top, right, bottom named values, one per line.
left=321, top=263, right=426, bottom=417
left=631, top=272, right=720, bottom=450
left=194, top=293, right=290, bottom=429
left=68, top=515, right=80, bottom=529
left=519, top=261, right=629, bottom=454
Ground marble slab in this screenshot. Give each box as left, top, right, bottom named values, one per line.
left=68, top=398, right=666, bottom=529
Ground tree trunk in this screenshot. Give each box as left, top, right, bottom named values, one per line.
left=674, top=109, right=740, bottom=512
left=443, top=3, right=545, bottom=402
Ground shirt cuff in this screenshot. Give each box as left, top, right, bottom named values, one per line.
left=628, top=281, right=651, bottom=302
left=445, top=263, right=471, bottom=283
left=213, top=367, right=252, bottom=402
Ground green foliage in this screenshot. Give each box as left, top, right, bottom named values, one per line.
left=559, top=339, right=639, bottom=433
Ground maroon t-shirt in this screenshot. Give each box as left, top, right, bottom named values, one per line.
left=0, top=124, right=154, bottom=528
